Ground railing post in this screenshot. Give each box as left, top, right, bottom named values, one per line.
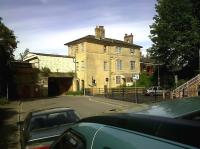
left=122, top=88, right=125, bottom=99
left=162, top=91, right=165, bottom=100
left=136, top=88, right=138, bottom=103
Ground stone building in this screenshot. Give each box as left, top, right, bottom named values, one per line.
left=23, top=52, right=75, bottom=73
left=65, top=26, right=142, bottom=91
left=23, top=52, right=75, bottom=96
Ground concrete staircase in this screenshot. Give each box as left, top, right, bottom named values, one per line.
left=173, top=74, right=200, bottom=98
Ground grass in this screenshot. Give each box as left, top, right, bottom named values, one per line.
left=0, top=97, right=9, bottom=105
left=66, top=91, right=83, bottom=96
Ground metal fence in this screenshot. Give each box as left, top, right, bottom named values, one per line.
left=85, top=87, right=170, bottom=103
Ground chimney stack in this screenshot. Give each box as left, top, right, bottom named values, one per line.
left=124, top=33, right=133, bottom=44
left=95, top=26, right=105, bottom=39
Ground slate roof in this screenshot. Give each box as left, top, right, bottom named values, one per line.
left=65, top=35, right=142, bottom=49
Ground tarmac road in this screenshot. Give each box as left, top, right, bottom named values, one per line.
left=20, top=95, right=146, bottom=120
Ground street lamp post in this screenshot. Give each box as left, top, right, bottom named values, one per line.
left=73, top=53, right=79, bottom=91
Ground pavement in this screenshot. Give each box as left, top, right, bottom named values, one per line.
left=0, top=101, right=20, bottom=149
left=0, top=95, right=147, bottom=149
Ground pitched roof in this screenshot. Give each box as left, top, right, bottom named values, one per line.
left=29, top=52, right=74, bottom=58
left=64, top=35, right=142, bottom=48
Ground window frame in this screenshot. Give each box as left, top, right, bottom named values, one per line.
left=116, top=47, right=122, bottom=53
left=104, top=61, right=108, bottom=71
left=130, top=61, right=135, bottom=70
left=116, top=59, right=122, bottom=70
left=116, top=76, right=121, bottom=84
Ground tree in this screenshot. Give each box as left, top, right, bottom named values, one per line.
left=0, top=18, right=18, bottom=97
left=41, top=67, right=51, bottom=77
left=19, top=48, right=29, bottom=61
left=148, top=0, right=200, bottom=80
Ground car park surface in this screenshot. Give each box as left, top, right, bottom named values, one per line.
left=20, top=107, right=80, bottom=149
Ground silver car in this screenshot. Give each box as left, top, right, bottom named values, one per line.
left=146, top=86, right=165, bottom=96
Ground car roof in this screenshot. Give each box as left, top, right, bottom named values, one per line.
left=133, top=96, right=200, bottom=118
left=79, top=113, right=200, bottom=148
left=31, top=107, right=73, bottom=116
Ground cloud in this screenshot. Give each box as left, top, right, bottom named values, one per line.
left=14, top=22, right=152, bottom=58
left=2, top=0, right=156, bottom=57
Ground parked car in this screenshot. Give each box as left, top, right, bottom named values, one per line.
left=145, top=86, right=166, bottom=96
left=19, top=107, right=80, bottom=149
left=50, top=97, right=200, bottom=149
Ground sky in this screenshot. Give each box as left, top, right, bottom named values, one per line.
left=0, top=0, right=157, bottom=58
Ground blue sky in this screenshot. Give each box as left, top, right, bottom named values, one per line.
left=0, top=0, right=156, bottom=57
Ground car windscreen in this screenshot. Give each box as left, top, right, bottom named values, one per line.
left=29, top=110, right=79, bottom=131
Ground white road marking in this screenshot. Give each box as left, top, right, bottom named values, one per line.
left=88, top=97, right=128, bottom=108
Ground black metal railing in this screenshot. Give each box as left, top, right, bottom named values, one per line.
left=85, top=87, right=171, bottom=103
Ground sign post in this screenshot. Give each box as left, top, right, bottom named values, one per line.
left=133, top=74, right=139, bottom=103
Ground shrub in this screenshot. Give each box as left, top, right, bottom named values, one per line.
left=41, top=67, right=51, bottom=77
left=135, top=72, right=153, bottom=87
left=0, top=98, right=9, bottom=105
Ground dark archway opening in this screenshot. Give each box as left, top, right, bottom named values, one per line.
left=48, top=77, right=73, bottom=97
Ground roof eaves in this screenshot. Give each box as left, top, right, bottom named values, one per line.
left=65, top=35, right=142, bottom=48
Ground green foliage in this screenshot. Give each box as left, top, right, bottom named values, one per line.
left=41, top=67, right=51, bottom=77
left=177, top=79, right=186, bottom=87
left=0, top=18, right=18, bottom=97
left=136, top=72, right=153, bottom=87
left=0, top=98, right=9, bottom=105
left=149, top=0, right=200, bottom=74
left=19, top=48, right=29, bottom=61
left=66, top=91, right=83, bottom=96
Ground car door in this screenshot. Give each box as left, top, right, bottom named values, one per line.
left=20, top=113, right=31, bottom=149
left=91, top=126, right=191, bottom=149
left=157, top=87, right=163, bottom=95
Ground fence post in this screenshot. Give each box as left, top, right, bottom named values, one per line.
left=136, top=88, right=138, bottom=103
left=170, top=91, right=174, bottom=99
left=122, top=88, right=125, bottom=99
left=162, top=91, right=165, bottom=100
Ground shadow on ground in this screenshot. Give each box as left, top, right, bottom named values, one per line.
left=19, top=96, right=59, bottom=102
left=0, top=108, right=18, bottom=149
